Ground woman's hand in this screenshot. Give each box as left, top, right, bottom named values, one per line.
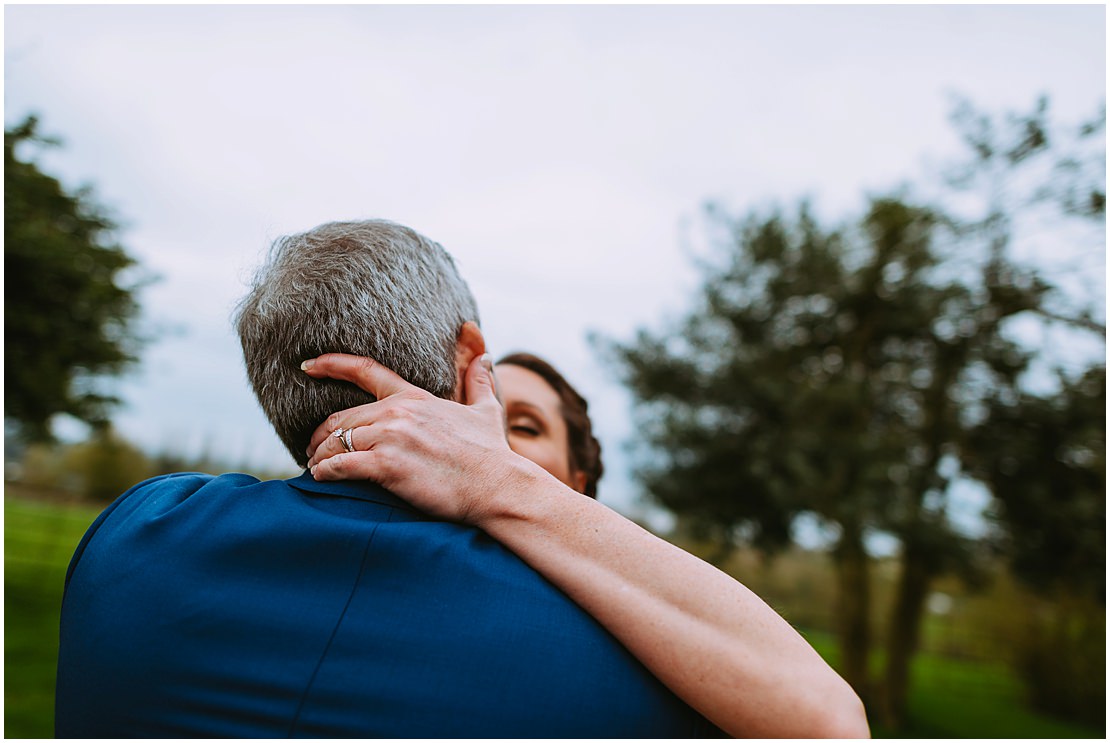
left=302, top=352, right=527, bottom=524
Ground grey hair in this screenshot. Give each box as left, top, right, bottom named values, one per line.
left=234, top=220, right=480, bottom=467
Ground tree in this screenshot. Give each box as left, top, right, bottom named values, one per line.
left=5, top=116, right=145, bottom=442
left=964, top=366, right=1104, bottom=601
left=597, top=195, right=1032, bottom=720
left=596, top=97, right=1104, bottom=730
left=943, top=96, right=1105, bottom=725
left=943, top=94, right=1105, bottom=334
left=961, top=366, right=1105, bottom=725
left=944, top=95, right=1104, bottom=598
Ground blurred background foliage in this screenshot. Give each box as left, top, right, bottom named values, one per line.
left=593, top=94, right=1104, bottom=734
left=4, top=117, right=147, bottom=445
left=4, top=95, right=1105, bottom=738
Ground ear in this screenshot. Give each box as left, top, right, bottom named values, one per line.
left=453, top=321, right=487, bottom=401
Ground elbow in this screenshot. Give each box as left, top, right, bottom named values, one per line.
left=816, top=687, right=871, bottom=739
left=739, top=682, right=870, bottom=738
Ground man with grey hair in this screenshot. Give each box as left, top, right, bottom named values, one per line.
left=236, top=220, right=483, bottom=464
left=54, top=219, right=718, bottom=737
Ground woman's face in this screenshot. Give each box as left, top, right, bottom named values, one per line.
left=494, top=363, right=585, bottom=493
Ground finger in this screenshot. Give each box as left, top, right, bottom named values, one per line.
left=463, top=353, right=500, bottom=408
left=309, top=424, right=372, bottom=468
left=306, top=401, right=378, bottom=457
left=307, top=425, right=348, bottom=468
left=300, top=354, right=413, bottom=400
left=310, top=450, right=381, bottom=483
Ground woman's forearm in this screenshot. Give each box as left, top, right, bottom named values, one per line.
left=476, top=456, right=870, bottom=739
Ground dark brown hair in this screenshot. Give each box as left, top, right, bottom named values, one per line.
left=496, top=352, right=604, bottom=499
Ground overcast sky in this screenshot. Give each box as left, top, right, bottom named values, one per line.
left=5, top=4, right=1105, bottom=528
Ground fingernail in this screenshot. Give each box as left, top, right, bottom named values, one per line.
left=481, top=353, right=498, bottom=399
left=300, top=359, right=315, bottom=371
left=310, top=464, right=317, bottom=477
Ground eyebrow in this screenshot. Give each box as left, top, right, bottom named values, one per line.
left=507, top=402, right=548, bottom=419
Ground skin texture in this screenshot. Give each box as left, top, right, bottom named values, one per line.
left=302, top=352, right=870, bottom=739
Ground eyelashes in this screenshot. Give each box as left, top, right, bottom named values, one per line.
left=511, top=425, right=540, bottom=437
left=507, top=414, right=544, bottom=438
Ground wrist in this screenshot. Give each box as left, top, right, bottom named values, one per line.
left=467, top=452, right=558, bottom=530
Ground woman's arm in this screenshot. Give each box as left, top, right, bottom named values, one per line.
left=302, top=353, right=869, bottom=738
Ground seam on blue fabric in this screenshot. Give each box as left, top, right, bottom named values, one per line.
left=286, top=519, right=383, bottom=737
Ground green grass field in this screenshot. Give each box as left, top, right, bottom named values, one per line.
left=801, top=630, right=1102, bottom=738
left=4, top=491, right=1104, bottom=738
left=5, top=493, right=104, bottom=738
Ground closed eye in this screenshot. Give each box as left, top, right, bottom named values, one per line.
left=507, top=413, right=545, bottom=437
left=510, top=424, right=540, bottom=437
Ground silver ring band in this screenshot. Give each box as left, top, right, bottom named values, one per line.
left=342, top=427, right=356, bottom=453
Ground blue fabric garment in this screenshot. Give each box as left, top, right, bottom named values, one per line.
left=55, top=471, right=722, bottom=737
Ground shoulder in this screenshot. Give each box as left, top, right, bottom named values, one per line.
left=64, top=471, right=268, bottom=585
left=127, top=471, right=261, bottom=496
left=97, top=471, right=267, bottom=524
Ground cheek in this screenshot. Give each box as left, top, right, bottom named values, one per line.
left=508, top=436, right=569, bottom=481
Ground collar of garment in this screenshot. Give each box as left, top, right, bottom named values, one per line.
left=285, top=470, right=425, bottom=516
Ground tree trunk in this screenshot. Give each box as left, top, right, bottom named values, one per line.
left=880, top=542, right=932, bottom=731
left=834, top=526, right=872, bottom=704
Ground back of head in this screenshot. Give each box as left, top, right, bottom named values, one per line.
left=235, top=220, right=479, bottom=467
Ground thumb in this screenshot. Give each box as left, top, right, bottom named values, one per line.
left=463, top=353, right=499, bottom=407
